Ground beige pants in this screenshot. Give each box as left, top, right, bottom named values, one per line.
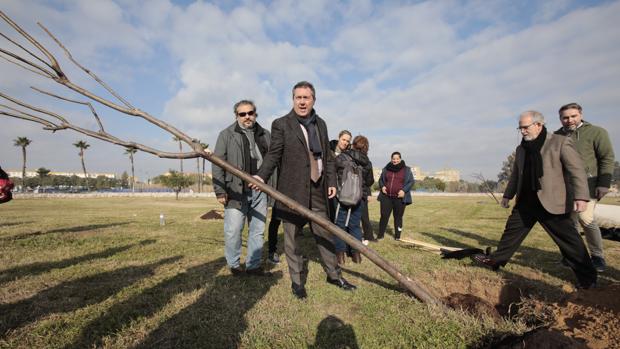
left=572, top=199, right=604, bottom=258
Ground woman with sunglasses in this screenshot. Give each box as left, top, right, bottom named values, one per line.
left=377, top=151, right=414, bottom=240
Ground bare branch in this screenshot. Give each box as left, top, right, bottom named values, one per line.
left=0, top=47, right=55, bottom=77
left=0, top=91, right=68, bottom=124
left=38, top=22, right=135, bottom=109
left=0, top=107, right=61, bottom=130
left=32, top=87, right=105, bottom=132
left=0, top=31, right=54, bottom=70
left=472, top=172, right=500, bottom=204
left=0, top=10, right=62, bottom=77
left=0, top=12, right=442, bottom=305
left=1, top=96, right=199, bottom=160
left=0, top=53, right=49, bottom=77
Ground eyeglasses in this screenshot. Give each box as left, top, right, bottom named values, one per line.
left=237, top=110, right=256, bottom=117
left=516, top=123, right=536, bottom=130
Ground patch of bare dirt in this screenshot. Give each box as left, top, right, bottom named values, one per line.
left=200, top=209, right=224, bottom=220
left=433, top=271, right=620, bottom=348
left=547, top=283, right=620, bottom=348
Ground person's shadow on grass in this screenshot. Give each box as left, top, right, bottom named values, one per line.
left=132, top=265, right=283, bottom=348
left=65, top=255, right=282, bottom=349
left=422, top=228, right=620, bottom=284
left=309, top=315, right=359, bottom=349
left=0, top=239, right=156, bottom=285
left=0, top=255, right=182, bottom=336
left=0, top=222, right=131, bottom=241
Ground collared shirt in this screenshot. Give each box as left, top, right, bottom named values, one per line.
left=299, top=124, right=323, bottom=175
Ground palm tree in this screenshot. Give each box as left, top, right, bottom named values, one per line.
left=173, top=136, right=183, bottom=173
left=73, top=140, right=90, bottom=190
left=124, top=147, right=137, bottom=192
left=13, top=137, right=32, bottom=188
left=35, top=167, right=50, bottom=187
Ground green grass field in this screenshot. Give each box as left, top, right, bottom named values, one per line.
left=1, top=196, right=618, bottom=348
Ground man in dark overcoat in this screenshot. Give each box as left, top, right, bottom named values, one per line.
left=253, top=81, right=356, bottom=299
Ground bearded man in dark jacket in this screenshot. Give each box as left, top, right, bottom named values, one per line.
left=213, top=100, right=272, bottom=276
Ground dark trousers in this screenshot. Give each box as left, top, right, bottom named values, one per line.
left=378, top=196, right=406, bottom=239
left=360, top=199, right=374, bottom=240
left=268, top=216, right=281, bottom=254
left=492, top=202, right=597, bottom=287
left=283, top=178, right=340, bottom=286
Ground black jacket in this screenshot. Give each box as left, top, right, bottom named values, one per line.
left=257, top=110, right=336, bottom=225
left=337, top=149, right=374, bottom=198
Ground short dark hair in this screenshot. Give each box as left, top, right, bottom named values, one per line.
left=559, top=102, right=582, bottom=115
left=352, top=135, right=369, bottom=155
left=292, top=81, right=316, bottom=100
left=391, top=151, right=401, bottom=159
left=233, top=100, right=256, bottom=117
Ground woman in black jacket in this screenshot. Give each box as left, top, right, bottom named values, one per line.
left=351, top=136, right=375, bottom=244
left=333, top=135, right=374, bottom=264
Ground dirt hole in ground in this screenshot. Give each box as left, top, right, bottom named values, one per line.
left=200, top=209, right=224, bottom=220
left=434, top=271, right=620, bottom=348
left=435, top=271, right=526, bottom=320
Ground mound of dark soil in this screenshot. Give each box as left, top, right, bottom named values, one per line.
left=200, top=209, right=224, bottom=220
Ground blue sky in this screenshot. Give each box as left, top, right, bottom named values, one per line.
left=1, top=0, right=618, bottom=182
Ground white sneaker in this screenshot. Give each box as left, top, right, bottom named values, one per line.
left=362, top=239, right=369, bottom=246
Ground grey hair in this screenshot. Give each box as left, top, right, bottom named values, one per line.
left=233, top=100, right=256, bottom=117
left=520, top=110, right=545, bottom=124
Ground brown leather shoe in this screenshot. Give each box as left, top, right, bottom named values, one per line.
left=336, top=251, right=346, bottom=266
left=352, top=251, right=362, bottom=264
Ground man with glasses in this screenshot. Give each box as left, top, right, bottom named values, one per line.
left=213, top=100, right=272, bottom=276
left=473, top=111, right=597, bottom=289
left=555, top=103, right=615, bottom=272
left=251, top=81, right=356, bottom=299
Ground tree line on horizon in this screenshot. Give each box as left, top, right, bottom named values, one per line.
left=10, top=136, right=211, bottom=193
left=12, top=136, right=619, bottom=196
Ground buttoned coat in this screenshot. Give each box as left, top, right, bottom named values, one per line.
left=257, top=110, right=336, bottom=225
left=503, top=133, right=589, bottom=215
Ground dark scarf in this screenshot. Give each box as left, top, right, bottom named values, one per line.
left=520, top=126, right=546, bottom=191
left=385, top=160, right=406, bottom=172
left=234, top=122, right=268, bottom=175
left=295, top=110, right=322, bottom=159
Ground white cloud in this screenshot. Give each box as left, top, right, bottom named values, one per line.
left=1, top=0, right=618, bottom=183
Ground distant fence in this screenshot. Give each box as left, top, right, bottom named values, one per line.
left=14, top=192, right=216, bottom=199
left=13, top=191, right=618, bottom=200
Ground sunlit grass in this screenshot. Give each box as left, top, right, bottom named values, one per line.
left=0, top=196, right=618, bottom=348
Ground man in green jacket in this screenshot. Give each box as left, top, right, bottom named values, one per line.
left=555, top=102, right=615, bottom=272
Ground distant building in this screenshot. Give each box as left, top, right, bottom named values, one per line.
left=6, top=169, right=116, bottom=179
left=433, top=168, right=460, bottom=182
left=411, top=166, right=427, bottom=180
